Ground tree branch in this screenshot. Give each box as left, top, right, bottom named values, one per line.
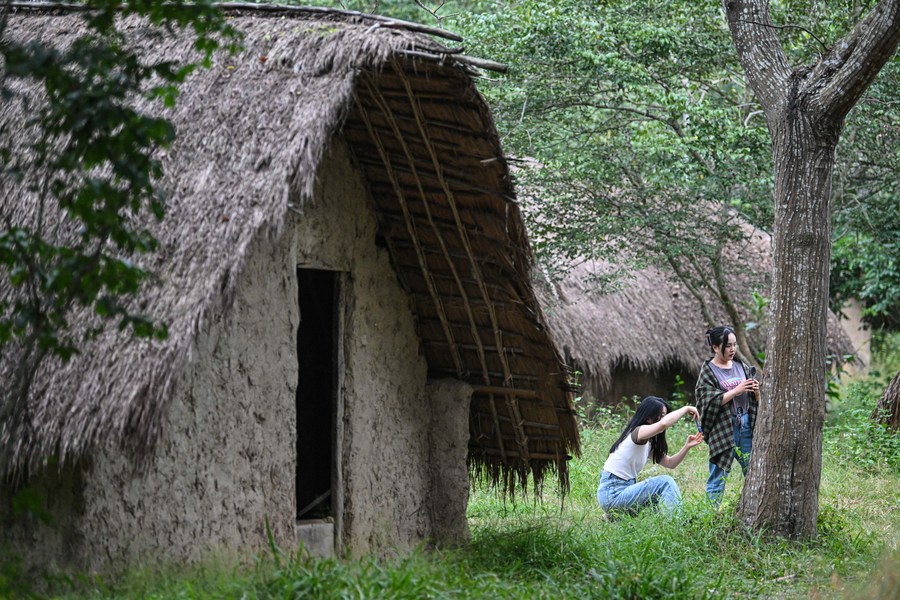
left=809, top=0, right=900, bottom=122
left=722, top=0, right=792, bottom=113
left=737, top=19, right=828, bottom=52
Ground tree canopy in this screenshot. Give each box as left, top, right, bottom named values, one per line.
left=316, top=0, right=899, bottom=333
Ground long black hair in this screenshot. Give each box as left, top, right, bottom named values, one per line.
left=608, top=396, right=671, bottom=464
left=705, top=325, right=735, bottom=354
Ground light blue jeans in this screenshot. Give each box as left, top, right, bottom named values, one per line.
left=596, top=470, right=682, bottom=515
left=706, top=411, right=753, bottom=503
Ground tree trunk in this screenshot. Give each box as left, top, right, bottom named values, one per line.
left=872, top=370, right=900, bottom=431
left=736, top=110, right=838, bottom=539
left=723, top=0, right=900, bottom=540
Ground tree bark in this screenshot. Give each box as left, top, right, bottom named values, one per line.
left=736, top=111, right=837, bottom=538
left=722, top=0, right=900, bottom=538
left=872, top=370, right=900, bottom=431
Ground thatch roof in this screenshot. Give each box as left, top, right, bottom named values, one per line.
left=0, top=4, right=579, bottom=492
left=539, top=225, right=855, bottom=402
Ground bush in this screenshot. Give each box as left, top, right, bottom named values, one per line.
left=825, top=333, right=900, bottom=473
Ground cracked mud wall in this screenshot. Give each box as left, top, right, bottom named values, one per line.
left=296, top=140, right=469, bottom=555
left=1, top=139, right=472, bottom=574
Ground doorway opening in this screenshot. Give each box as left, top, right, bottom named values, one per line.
left=296, top=268, right=338, bottom=520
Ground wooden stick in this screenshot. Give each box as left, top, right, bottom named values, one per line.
left=396, top=63, right=531, bottom=467
left=398, top=50, right=508, bottom=73
left=471, top=384, right=538, bottom=398
left=356, top=84, right=465, bottom=380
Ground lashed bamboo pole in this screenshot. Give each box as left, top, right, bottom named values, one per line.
left=396, top=64, right=534, bottom=468
left=363, top=72, right=512, bottom=466
left=364, top=85, right=498, bottom=385
left=355, top=86, right=465, bottom=380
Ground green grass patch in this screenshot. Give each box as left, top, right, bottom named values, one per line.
left=10, top=337, right=900, bottom=599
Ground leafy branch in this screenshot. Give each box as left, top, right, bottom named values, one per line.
left=0, top=0, right=238, bottom=469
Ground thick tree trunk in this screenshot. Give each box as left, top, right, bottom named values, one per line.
left=724, top=0, right=900, bottom=540
left=872, top=370, right=900, bottom=431
left=736, top=111, right=838, bottom=539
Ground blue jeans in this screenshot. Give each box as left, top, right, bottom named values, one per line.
left=597, top=470, right=682, bottom=515
left=706, top=412, right=752, bottom=503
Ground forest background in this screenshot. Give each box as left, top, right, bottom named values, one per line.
left=326, top=0, right=900, bottom=337
left=2, top=0, right=898, bottom=597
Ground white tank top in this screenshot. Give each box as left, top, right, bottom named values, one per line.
left=603, top=430, right=651, bottom=480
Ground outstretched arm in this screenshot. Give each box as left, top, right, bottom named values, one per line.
left=659, top=432, right=705, bottom=469
left=635, top=405, right=700, bottom=442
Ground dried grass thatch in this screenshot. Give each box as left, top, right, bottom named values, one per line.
left=0, top=4, right=578, bottom=493
left=539, top=225, right=855, bottom=402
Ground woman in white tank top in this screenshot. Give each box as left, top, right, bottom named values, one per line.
left=597, top=396, right=704, bottom=514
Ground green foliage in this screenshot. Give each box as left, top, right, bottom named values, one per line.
left=448, top=0, right=899, bottom=335
left=825, top=404, right=900, bottom=474
left=824, top=333, right=900, bottom=473
left=833, top=55, right=899, bottom=325
left=0, top=1, right=235, bottom=356
left=671, top=373, right=687, bottom=405
left=831, top=233, right=900, bottom=328
left=448, top=0, right=772, bottom=273
left=829, top=55, right=900, bottom=328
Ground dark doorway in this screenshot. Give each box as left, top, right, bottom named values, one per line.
left=296, top=269, right=337, bottom=520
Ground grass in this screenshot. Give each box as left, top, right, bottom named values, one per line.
left=9, top=339, right=900, bottom=599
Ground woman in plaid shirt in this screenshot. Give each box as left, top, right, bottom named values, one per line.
left=696, top=325, right=759, bottom=503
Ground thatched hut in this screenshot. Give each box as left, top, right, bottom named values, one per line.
left=0, top=4, right=578, bottom=574
left=539, top=226, right=854, bottom=406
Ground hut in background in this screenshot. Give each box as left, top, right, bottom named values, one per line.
left=538, top=226, right=855, bottom=408
left=0, top=5, right=578, bottom=575
left=837, top=298, right=872, bottom=376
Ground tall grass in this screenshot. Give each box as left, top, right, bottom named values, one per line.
left=14, top=336, right=900, bottom=599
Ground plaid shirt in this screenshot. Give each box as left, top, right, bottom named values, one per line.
left=696, top=358, right=758, bottom=471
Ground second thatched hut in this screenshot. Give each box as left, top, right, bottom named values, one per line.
left=538, top=226, right=854, bottom=407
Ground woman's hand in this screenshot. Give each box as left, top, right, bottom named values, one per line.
left=724, top=378, right=759, bottom=402
left=681, top=405, right=700, bottom=421
left=736, top=378, right=759, bottom=394
left=660, top=431, right=705, bottom=468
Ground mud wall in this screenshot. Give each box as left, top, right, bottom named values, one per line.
left=426, top=378, right=472, bottom=547
left=1, top=139, right=472, bottom=575
left=295, top=141, right=470, bottom=555
left=1, top=209, right=299, bottom=576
